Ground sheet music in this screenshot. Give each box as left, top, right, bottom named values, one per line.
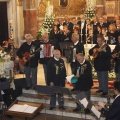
left=91, top=106, right=101, bottom=119
left=79, top=98, right=88, bottom=108
left=9, top=104, right=38, bottom=113
left=9, top=104, right=29, bottom=112
left=66, top=74, right=74, bottom=83
left=24, top=106, right=38, bottom=113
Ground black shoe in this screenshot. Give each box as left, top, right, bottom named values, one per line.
left=96, top=90, right=103, bottom=93
left=59, top=106, right=65, bottom=110
left=71, top=88, right=76, bottom=91
left=84, top=109, right=90, bottom=114
left=101, top=92, right=108, bottom=96
left=26, top=86, right=31, bottom=90
left=73, top=108, right=80, bottom=112
left=49, top=107, right=55, bottom=110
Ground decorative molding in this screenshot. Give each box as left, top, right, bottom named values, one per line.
left=37, top=0, right=86, bottom=17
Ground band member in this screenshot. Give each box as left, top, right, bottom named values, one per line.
left=73, top=53, right=93, bottom=113
left=39, top=32, right=56, bottom=85
left=89, top=35, right=111, bottom=95
left=17, top=34, right=39, bottom=90
left=70, top=34, right=85, bottom=75
left=112, top=35, right=120, bottom=80
left=70, top=34, right=85, bottom=91
left=95, top=81, right=120, bottom=120
left=47, top=50, right=66, bottom=110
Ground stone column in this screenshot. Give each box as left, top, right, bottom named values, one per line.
left=16, top=0, right=24, bottom=46
left=23, top=0, right=37, bottom=39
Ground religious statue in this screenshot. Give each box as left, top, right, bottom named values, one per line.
left=46, top=1, right=53, bottom=16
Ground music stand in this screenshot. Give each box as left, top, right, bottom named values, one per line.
left=35, top=85, right=54, bottom=120
left=76, top=92, right=101, bottom=120
left=0, top=78, right=10, bottom=117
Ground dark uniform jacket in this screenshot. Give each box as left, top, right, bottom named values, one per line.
left=101, top=95, right=120, bottom=120
left=70, top=41, right=85, bottom=63
left=89, top=44, right=111, bottom=71
left=74, top=60, right=93, bottom=91
left=47, top=58, right=66, bottom=87
left=112, top=43, right=120, bottom=73
left=16, top=41, right=39, bottom=68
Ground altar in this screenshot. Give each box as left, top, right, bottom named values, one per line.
left=0, top=61, right=14, bottom=78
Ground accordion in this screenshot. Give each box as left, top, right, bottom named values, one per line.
left=40, top=44, right=54, bottom=58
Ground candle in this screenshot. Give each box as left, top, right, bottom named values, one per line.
left=86, top=24, right=87, bottom=34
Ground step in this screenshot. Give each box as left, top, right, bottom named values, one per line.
left=16, top=89, right=113, bottom=120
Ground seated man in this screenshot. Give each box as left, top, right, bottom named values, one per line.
left=96, top=81, right=120, bottom=120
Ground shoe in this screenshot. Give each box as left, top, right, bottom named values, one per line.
left=73, top=108, right=80, bottom=112
left=101, top=92, right=108, bottom=96
left=59, top=106, right=65, bottom=110
left=71, top=88, right=76, bottom=91
left=96, top=90, right=103, bottom=93
left=26, top=86, right=31, bottom=90
left=49, top=107, right=55, bottom=110
left=84, top=109, right=90, bottom=114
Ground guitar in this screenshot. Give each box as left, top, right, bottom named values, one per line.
left=19, top=48, right=41, bottom=66
left=93, top=44, right=107, bottom=58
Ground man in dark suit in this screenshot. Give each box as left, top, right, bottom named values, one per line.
left=73, top=53, right=93, bottom=113
left=63, top=16, right=73, bottom=32
left=70, top=34, right=85, bottom=91
left=96, top=81, right=120, bottom=120
left=77, top=14, right=87, bottom=44
left=47, top=50, right=66, bottom=110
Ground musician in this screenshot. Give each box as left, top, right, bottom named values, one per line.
left=47, top=50, right=66, bottom=110
left=70, top=33, right=85, bottom=74
left=70, top=33, right=85, bottom=91
left=17, top=34, right=39, bottom=90
left=39, top=32, right=56, bottom=85
left=89, top=35, right=111, bottom=95
left=112, top=35, right=120, bottom=81
left=95, top=81, right=120, bottom=120
left=73, top=53, right=93, bottom=113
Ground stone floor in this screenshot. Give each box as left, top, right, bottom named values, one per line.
left=1, top=114, right=91, bottom=120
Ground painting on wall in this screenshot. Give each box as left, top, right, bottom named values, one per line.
left=59, top=0, right=68, bottom=7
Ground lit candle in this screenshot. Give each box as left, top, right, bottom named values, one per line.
left=86, top=24, right=87, bottom=34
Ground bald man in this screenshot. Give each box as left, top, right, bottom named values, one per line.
left=47, top=50, right=66, bottom=110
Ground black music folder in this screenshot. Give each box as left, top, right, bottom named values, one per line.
left=35, top=85, right=54, bottom=95
left=76, top=92, right=101, bottom=119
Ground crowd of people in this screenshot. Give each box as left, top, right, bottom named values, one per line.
left=1, top=14, right=120, bottom=119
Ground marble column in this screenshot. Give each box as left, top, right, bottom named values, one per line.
left=16, top=0, right=24, bottom=46
left=23, top=0, right=37, bottom=39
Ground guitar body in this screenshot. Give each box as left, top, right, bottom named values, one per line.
left=93, top=44, right=107, bottom=59
left=93, top=48, right=99, bottom=58
left=19, top=52, right=32, bottom=66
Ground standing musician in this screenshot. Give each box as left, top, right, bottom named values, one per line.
left=89, top=35, right=111, bottom=96
left=47, top=50, right=66, bottom=110
left=39, top=32, right=56, bottom=85
left=112, top=35, right=120, bottom=81
left=17, top=34, right=40, bottom=90
left=73, top=53, right=93, bottom=113
left=70, top=33, right=85, bottom=91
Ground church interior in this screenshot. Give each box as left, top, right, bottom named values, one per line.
left=0, top=0, right=120, bottom=120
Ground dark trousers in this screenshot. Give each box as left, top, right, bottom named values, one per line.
left=50, top=93, right=64, bottom=107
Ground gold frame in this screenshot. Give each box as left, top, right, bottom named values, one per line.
left=59, top=0, right=69, bottom=7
